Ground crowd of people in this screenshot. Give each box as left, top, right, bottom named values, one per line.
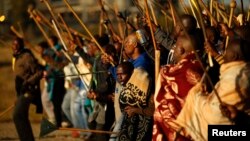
left=9, top=1, right=250, bottom=141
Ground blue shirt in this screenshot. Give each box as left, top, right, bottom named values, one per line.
left=129, top=52, right=153, bottom=75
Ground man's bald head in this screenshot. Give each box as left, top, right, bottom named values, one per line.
left=181, top=14, right=197, bottom=34
left=173, top=35, right=200, bottom=63
left=124, top=32, right=144, bottom=59
left=224, top=38, right=250, bottom=63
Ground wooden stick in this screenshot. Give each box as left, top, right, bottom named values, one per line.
left=169, top=0, right=177, bottom=26
left=248, top=8, right=250, bottom=22
left=215, top=2, right=220, bottom=22
left=40, top=0, right=62, bottom=32
left=32, top=9, right=57, bottom=34
left=149, top=2, right=158, bottom=26
left=188, top=0, right=200, bottom=28
left=58, top=13, right=73, bottom=40
left=34, top=9, right=91, bottom=40
left=63, top=0, right=104, bottom=54
left=59, top=127, right=118, bottom=134
left=10, top=22, right=41, bottom=55
left=191, top=0, right=213, bottom=67
left=10, top=26, right=23, bottom=38
left=228, top=0, right=237, bottom=28
left=225, top=0, right=236, bottom=49
left=52, top=20, right=90, bottom=90
left=114, top=2, right=124, bottom=38
left=248, top=3, right=250, bottom=22
left=0, top=39, right=10, bottom=47
left=161, top=10, right=169, bottom=33
left=240, top=0, right=244, bottom=23
left=210, top=0, right=214, bottom=26
left=17, top=22, right=24, bottom=39
left=180, top=0, right=189, bottom=14
left=199, top=0, right=218, bottom=26
left=98, top=0, right=121, bottom=43
left=28, top=8, right=53, bottom=48
left=103, top=1, right=136, bottom=31
left=149, top=1, right=160, bottom=84
left=0, top=104, right=14, bottom=119
left=214, top=4, right=229, bottom=24
left=144, top=0, right=159, bottom=84
left=63, top=0, right=114, bottom=66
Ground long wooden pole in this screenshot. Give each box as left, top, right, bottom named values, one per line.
left=59, top=127, right=118, bottom=134
left=35, top=9, right=91, bottom=40
left=40, top=0, right=62, bottom=32
left=10, top=26, right=23, bottom=39
left=225, top=0, right=236, bottom=49
left=240, top=0, right=244, bottom=23
left=149, top=1, right=160, bottom=84
left=144, top=0, right=159, bottom=84
left=248, top=3, right=250, bottom=22
left=52, top=20, right=90, bottom=90
left=192, top=0, right=213, bottom=67
left=169, top=1, right=177, bottom=26
left=32, top=9, right=57, bottom=34
left=188, top=0, right=200, bottom=28
left=199, top=0, right=218, bottom=26
left=58, top=13, right=73, bottom=40
left=63, top=0, right=105, bottom=54
left=28, top=8, right=54, bottom=48
left=149, top=3, right=158, bottom=26
left=180, top=0, right=189, bottom=14
left=213, top=3, right=229, bottom=24
left=0, top=104, right=14, bottom=119
left=210, top=0, right=214, bottom=26
left=63, top=0, right=114, bottom=66
left=114, top=2, right=124, bottom=38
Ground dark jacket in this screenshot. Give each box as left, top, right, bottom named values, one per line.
left=13, top=48, right=43, bottom=113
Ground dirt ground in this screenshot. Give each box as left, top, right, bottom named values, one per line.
left=0, top=45, right=84, bottom=141
left=0, top=121, right=84, bottom=141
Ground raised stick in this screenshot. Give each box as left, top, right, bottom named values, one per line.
left=0, top=104, right=14, bottom=119
left=144, top=0, right=159, bottom=84
left=40, top=0, right=62, bottom=33
left=192, top=0, right=213, bottom=67
left=58, top=13, right=73, bottom=40
left=28, top=8, right=53, bottom=48
left=199, top=0, right=218, bottom=26
left=180, top=0, right=189, bottom=14
left=35, top=9, right=91, bottom=40
left=59, top=127, right=118, bottom=134
left=210, top=0, right=214, bottom=26
left=225, top=0, right=236, bottom=49
left=63, top=0, right=114, bottom=66
left=188, top=0, right=200, bottom=28
left=52, top=20, right=90, bottom=90
left=10, top=26, right=23, bottom=38
left=169, top=0, right=177, bottom=26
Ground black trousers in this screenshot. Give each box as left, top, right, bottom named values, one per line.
left=13, top=94, right=34, bottom=141
left=51, top=78, right=65, bottom=127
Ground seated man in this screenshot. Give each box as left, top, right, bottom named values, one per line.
left=153, top=35, right=204, bottom=141
left=175, top=38, right=250, bottom=141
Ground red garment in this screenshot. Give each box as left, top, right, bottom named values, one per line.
left=153, top=53, right=203, bottom=141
